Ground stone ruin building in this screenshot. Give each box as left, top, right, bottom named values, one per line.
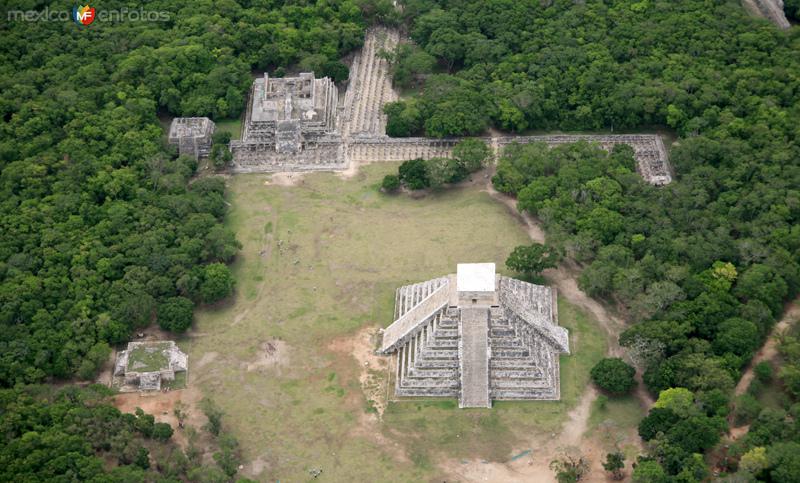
left=227, top=28, right=674, bottom=185
left=113, top=341, right=188, bottom=392
left=168, top=117, right=215, bottom=159
left=378, top=263, right=569, bottom=408
left=230, top=72, right=343, bottom=170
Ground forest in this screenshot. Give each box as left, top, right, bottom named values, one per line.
left=0, top=1, right=379, bottom=480
left=383, top=0, right=800, bottom=479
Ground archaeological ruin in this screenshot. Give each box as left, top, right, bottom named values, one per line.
left=228, top=28, right=674, bottom=185
left=379, top=263, right=570, bottom=408
left=168, top=117, right=215, bottom=160
left=112, top=341, right=188, bottom=392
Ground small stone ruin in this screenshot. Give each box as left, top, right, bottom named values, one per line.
left=168, top=117, right=215, bottom=159
left=113, top=341, right=188, bottom=392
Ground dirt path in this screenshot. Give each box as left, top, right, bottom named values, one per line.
left=734, top=298, right=800, bottom=397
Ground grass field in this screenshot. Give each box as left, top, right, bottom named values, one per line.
left=188, top=164, right=607, bottom=481
left=214, top=118, right=242, bottom=140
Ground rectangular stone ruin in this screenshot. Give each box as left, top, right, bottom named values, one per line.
left=168, top=117, right=215, bottom=159
left=230, top=72, right=343, bottom=170
left=112, top=341, right=188, bottom=392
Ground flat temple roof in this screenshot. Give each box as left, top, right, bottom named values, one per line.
left=457, top=263, right=496, bottom=292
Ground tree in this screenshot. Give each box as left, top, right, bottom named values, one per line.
left=766, top=442, right=800, bottom=483
left=549, top=451, right=590, bottom=483
left=638, top=407, right=680, bottom=441
left=157, top=297, right=195, bottom=332
left=712, top=317, right=759, bottom=357
left=398, top=158, right=430, bottom=190
left=602, top=451, right=626, bottom=480
left=452, top=138, right=491, bottom=173
left=134, top=446, right=150, bottom=470
left=654, top=388, right=696, bottom=418
left=738, top=446, right=768, bottom=477
left=200, top=263, right=235, bottom=304
left=631, top=459, right=667, bottom=483
left=424, top=157, right=458, bottom=188
left=590, top=358, right=636, bottom=395
left=506, top=243, right=559, bottom=278
left=152, top=422, right=174, bottom=442
left=213, top=434, right=241, bottom=477
left=381, top=174, right=400, bottom=193
left=210, top=144, right=232, bottom=170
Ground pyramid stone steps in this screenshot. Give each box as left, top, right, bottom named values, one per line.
left=413, top=359, right=458, bottom=369
left=491, top=388, right=558, bottom=400
left=428, top=338, right=458, bottom=349
left=396, top=387, right=459, bottom=397
left=492, top=348, right=530, bottom=358
left=419, top=349, right=458, bottom=360
left=491, top=378, right=553, bottom=389
left=399, top=377, right=459, bottom=388
left=407, top=368, right=458, bottom=379
left=491, top=369, right=545, bottom=379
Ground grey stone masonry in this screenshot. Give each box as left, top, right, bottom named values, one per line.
left=168, top=117, right=215, bottom=159
left=380, top=264, right=569, bottom=406
left=459, top=308, right=491, bottom=408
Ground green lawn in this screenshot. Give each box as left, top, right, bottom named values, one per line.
left=214, top=118, right=242, bottom=140
left=188, top=163, right=608, bottom=481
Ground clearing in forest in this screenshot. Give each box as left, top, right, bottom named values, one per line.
left=185, top=164, right=617, bottom=481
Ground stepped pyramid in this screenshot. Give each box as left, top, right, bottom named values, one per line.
left=379, top=263, right=569, bottom=408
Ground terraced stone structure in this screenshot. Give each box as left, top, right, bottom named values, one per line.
left=230, top=72, right=343, bottom=171
left=168, top=117, right=215, bottom=159
left=379, top=263, right=570, bottom=408
left=112, top=341, right=188, bottom=392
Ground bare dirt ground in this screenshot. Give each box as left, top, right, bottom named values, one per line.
left=328, top=326, right=390, bottom=418
left=328, top=326, right=411, bottom=465
left=264, top=172, right=305, bottom=187
left=243, top=339, right=291, bottom=373
left=112, top=386, right=205, bottom=449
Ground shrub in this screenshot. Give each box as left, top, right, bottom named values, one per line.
left=381, top=174, right=401, bottom=192
left=591, top=358, right=636, bottom=395
left=398, top=158, right=430, bottom=190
